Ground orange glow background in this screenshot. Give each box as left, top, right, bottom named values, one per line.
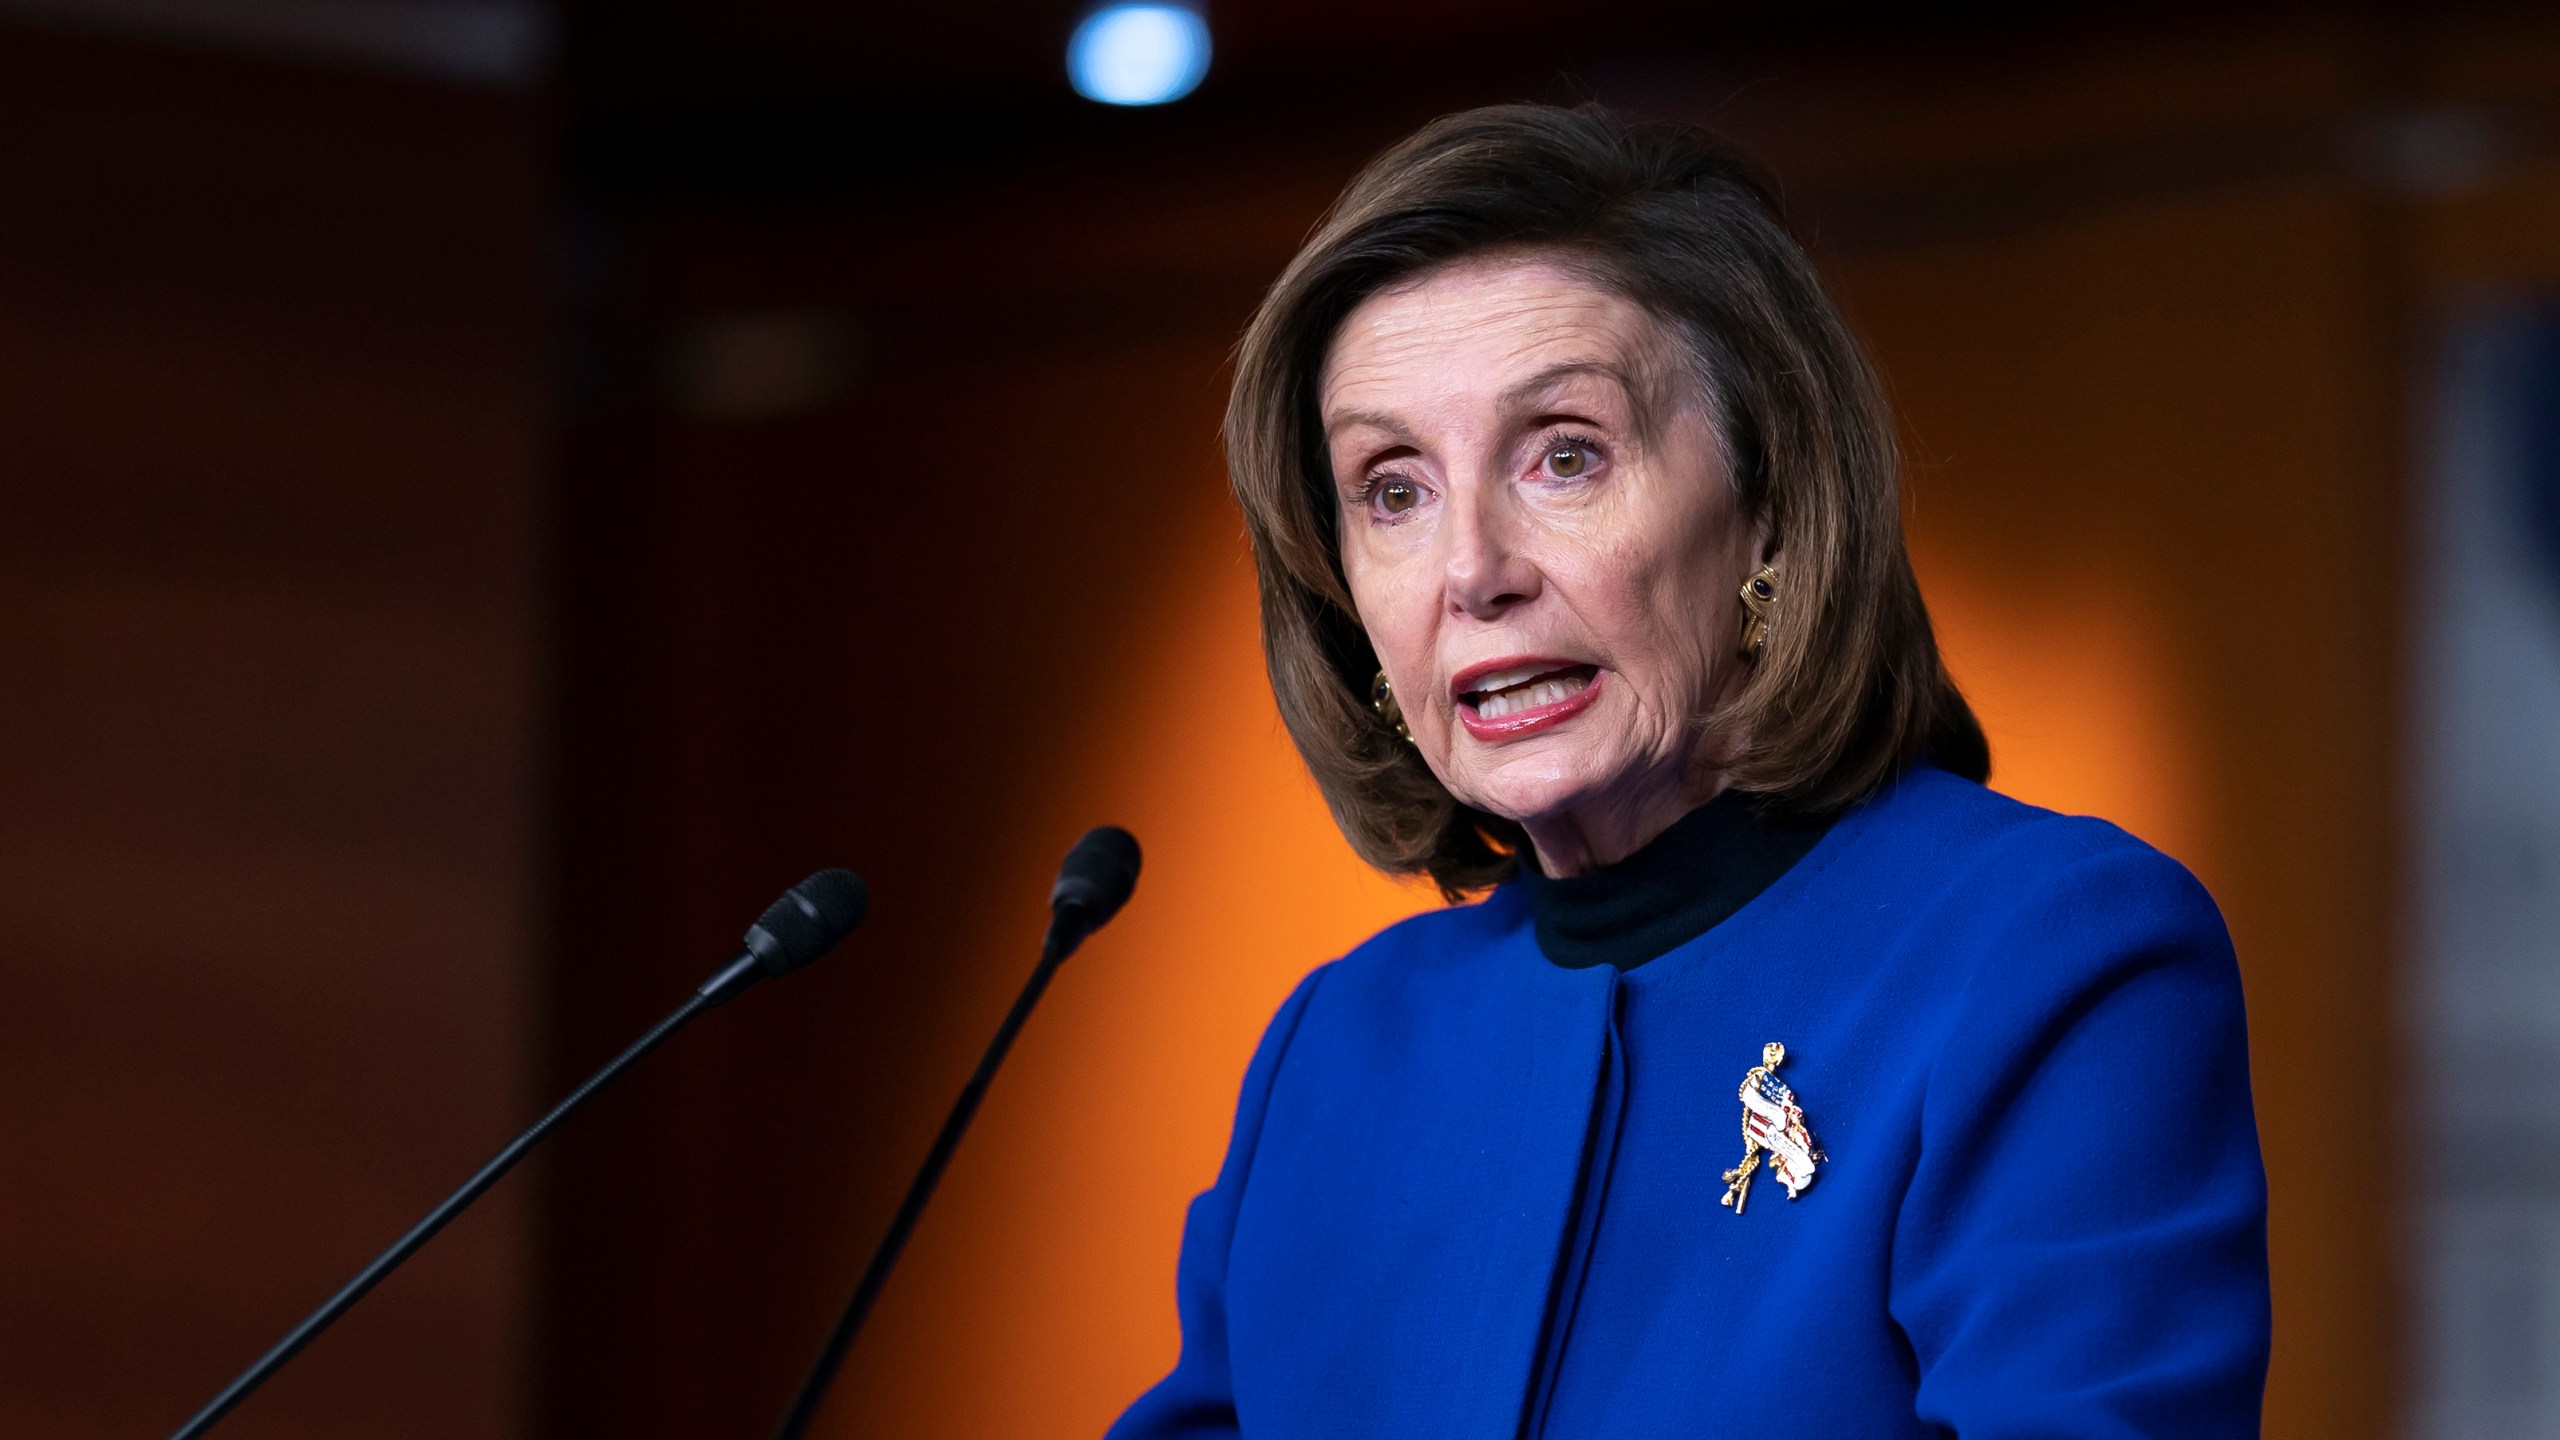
left=823, top=482, right=2211, bottom=1439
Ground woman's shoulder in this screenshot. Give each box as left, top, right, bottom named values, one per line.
left=1325, top=884, right=1535, bottom=985
left=1252, top=886, right=1545, bottom=1047
left=1858, top=764, right=2219, bottom=920
left=1846, top=766, right=2236, bottom=1015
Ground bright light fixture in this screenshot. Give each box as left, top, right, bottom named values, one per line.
left=1067, top=4, right=1210, bottom=106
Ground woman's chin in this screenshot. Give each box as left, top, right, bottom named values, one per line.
left=1448, top=747, right=1638, bottom=833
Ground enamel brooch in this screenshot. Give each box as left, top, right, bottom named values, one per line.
left=1719, top=1042, right=1823, bottom=1214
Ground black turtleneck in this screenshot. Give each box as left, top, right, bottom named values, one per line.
left=1515, top=789, right=1836, bottom=970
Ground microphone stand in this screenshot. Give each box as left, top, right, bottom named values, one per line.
left=766, top=912, right=1098, bottom=1440
left=169, top=975, right=744, bottom=1439
left=165, top=854, right=868, bottom=1440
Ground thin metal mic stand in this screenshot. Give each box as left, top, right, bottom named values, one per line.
left=766, top=917, right=1092, bottom=1440
left=169, top=984, right=725, bottom=1439
left=168, top=865, right=866, bottom=1439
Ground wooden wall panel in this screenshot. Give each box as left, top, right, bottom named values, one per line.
left=0, top=30, right=547, bottom=1440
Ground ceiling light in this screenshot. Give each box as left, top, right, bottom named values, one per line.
left=1067, top=4, right=1210, bottom=107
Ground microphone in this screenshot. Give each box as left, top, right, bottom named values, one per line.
left=769, top=827, right=1141, bottom=1440
left=169, top=869, right=868, bottom=1440
left=1047, top=822, right=1143, bottom=952
left=701, top=867, right=872, bottom=1004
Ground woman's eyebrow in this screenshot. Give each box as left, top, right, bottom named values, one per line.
left=1498, top=359, right=1632, bottom=417
left=1321, top=407, right=1410, bottom=442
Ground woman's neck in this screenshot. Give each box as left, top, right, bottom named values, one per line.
left=1515, top=785, right=1838, bottom=970
left=1523, top=768, right=1730, bottom=878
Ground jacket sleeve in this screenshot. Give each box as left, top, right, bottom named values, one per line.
left=1105, top=962, right=1329, bottom=1439
left=1891, top=822, right=2271, bottom=1439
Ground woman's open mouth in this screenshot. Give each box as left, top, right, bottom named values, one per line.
left=1453, top=659, right=1603, bottom=740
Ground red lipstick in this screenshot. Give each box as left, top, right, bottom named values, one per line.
left=1450, top=656, right=1604, bottom=742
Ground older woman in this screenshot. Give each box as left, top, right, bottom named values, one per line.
left=1110, top=104, right=2267, bottom=1438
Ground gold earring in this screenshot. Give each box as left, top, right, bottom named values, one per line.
left=1370, top=669, right=1413, bottom=743
left=1738, top=565, right=1778, bottom=657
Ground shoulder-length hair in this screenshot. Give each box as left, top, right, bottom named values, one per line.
left=1229, top=102, right=1987, bottom=898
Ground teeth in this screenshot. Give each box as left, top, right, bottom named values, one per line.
left=1475, top=675, right=1588, bottom=719
left=1466, top=663, right=1554, bottom=693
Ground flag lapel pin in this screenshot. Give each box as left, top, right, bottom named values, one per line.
left=1719, top=1042, right=1824, bottom=1215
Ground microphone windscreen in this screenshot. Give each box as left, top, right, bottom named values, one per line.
left=743, top=868, right=870, bottom=977
left=1049, top=825, right=1142, bottom=927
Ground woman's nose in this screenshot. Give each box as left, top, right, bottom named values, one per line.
left=1441, top=476, right=1541, bottom=620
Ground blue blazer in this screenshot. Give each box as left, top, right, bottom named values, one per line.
left=1109, top=767, right=2270, bottom=1438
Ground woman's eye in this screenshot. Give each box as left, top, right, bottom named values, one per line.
left=1545, top=442, right=1593, bottom=478
left=1376, top=479, right=1420, bottom=514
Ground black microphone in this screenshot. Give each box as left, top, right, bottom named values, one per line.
left=1047, top=822, right=1144, bottom=951
left=169, top=869, right=869, bottom=1440
left=769, top=827, right=1141, bottom=1440
left=701, top=868, right=872, bottom=1005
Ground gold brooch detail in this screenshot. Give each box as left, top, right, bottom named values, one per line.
left=1719, top=1042, right=1823, bottom=1214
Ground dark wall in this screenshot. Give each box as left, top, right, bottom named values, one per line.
left=0, top=30, right=547, bottom=1439
left=537, top=186, right=1295, bottom=1436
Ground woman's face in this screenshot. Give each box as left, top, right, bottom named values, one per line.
left=1321, top=257, right=1769, bottom=874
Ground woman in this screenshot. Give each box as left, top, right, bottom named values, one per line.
left=1110, top=104, right=2268, bottom=1438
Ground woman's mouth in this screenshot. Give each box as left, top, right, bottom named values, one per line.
left=1453, top=660, right=1603, bottom=740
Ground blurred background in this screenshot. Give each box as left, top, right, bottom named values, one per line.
left=1, top=0, right=2556, bottom=1437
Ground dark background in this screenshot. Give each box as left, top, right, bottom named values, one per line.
left=4, top=2, right=2558, bottom=1437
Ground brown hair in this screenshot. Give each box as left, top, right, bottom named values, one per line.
left=1229, top=102, right=1987, bottom=898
